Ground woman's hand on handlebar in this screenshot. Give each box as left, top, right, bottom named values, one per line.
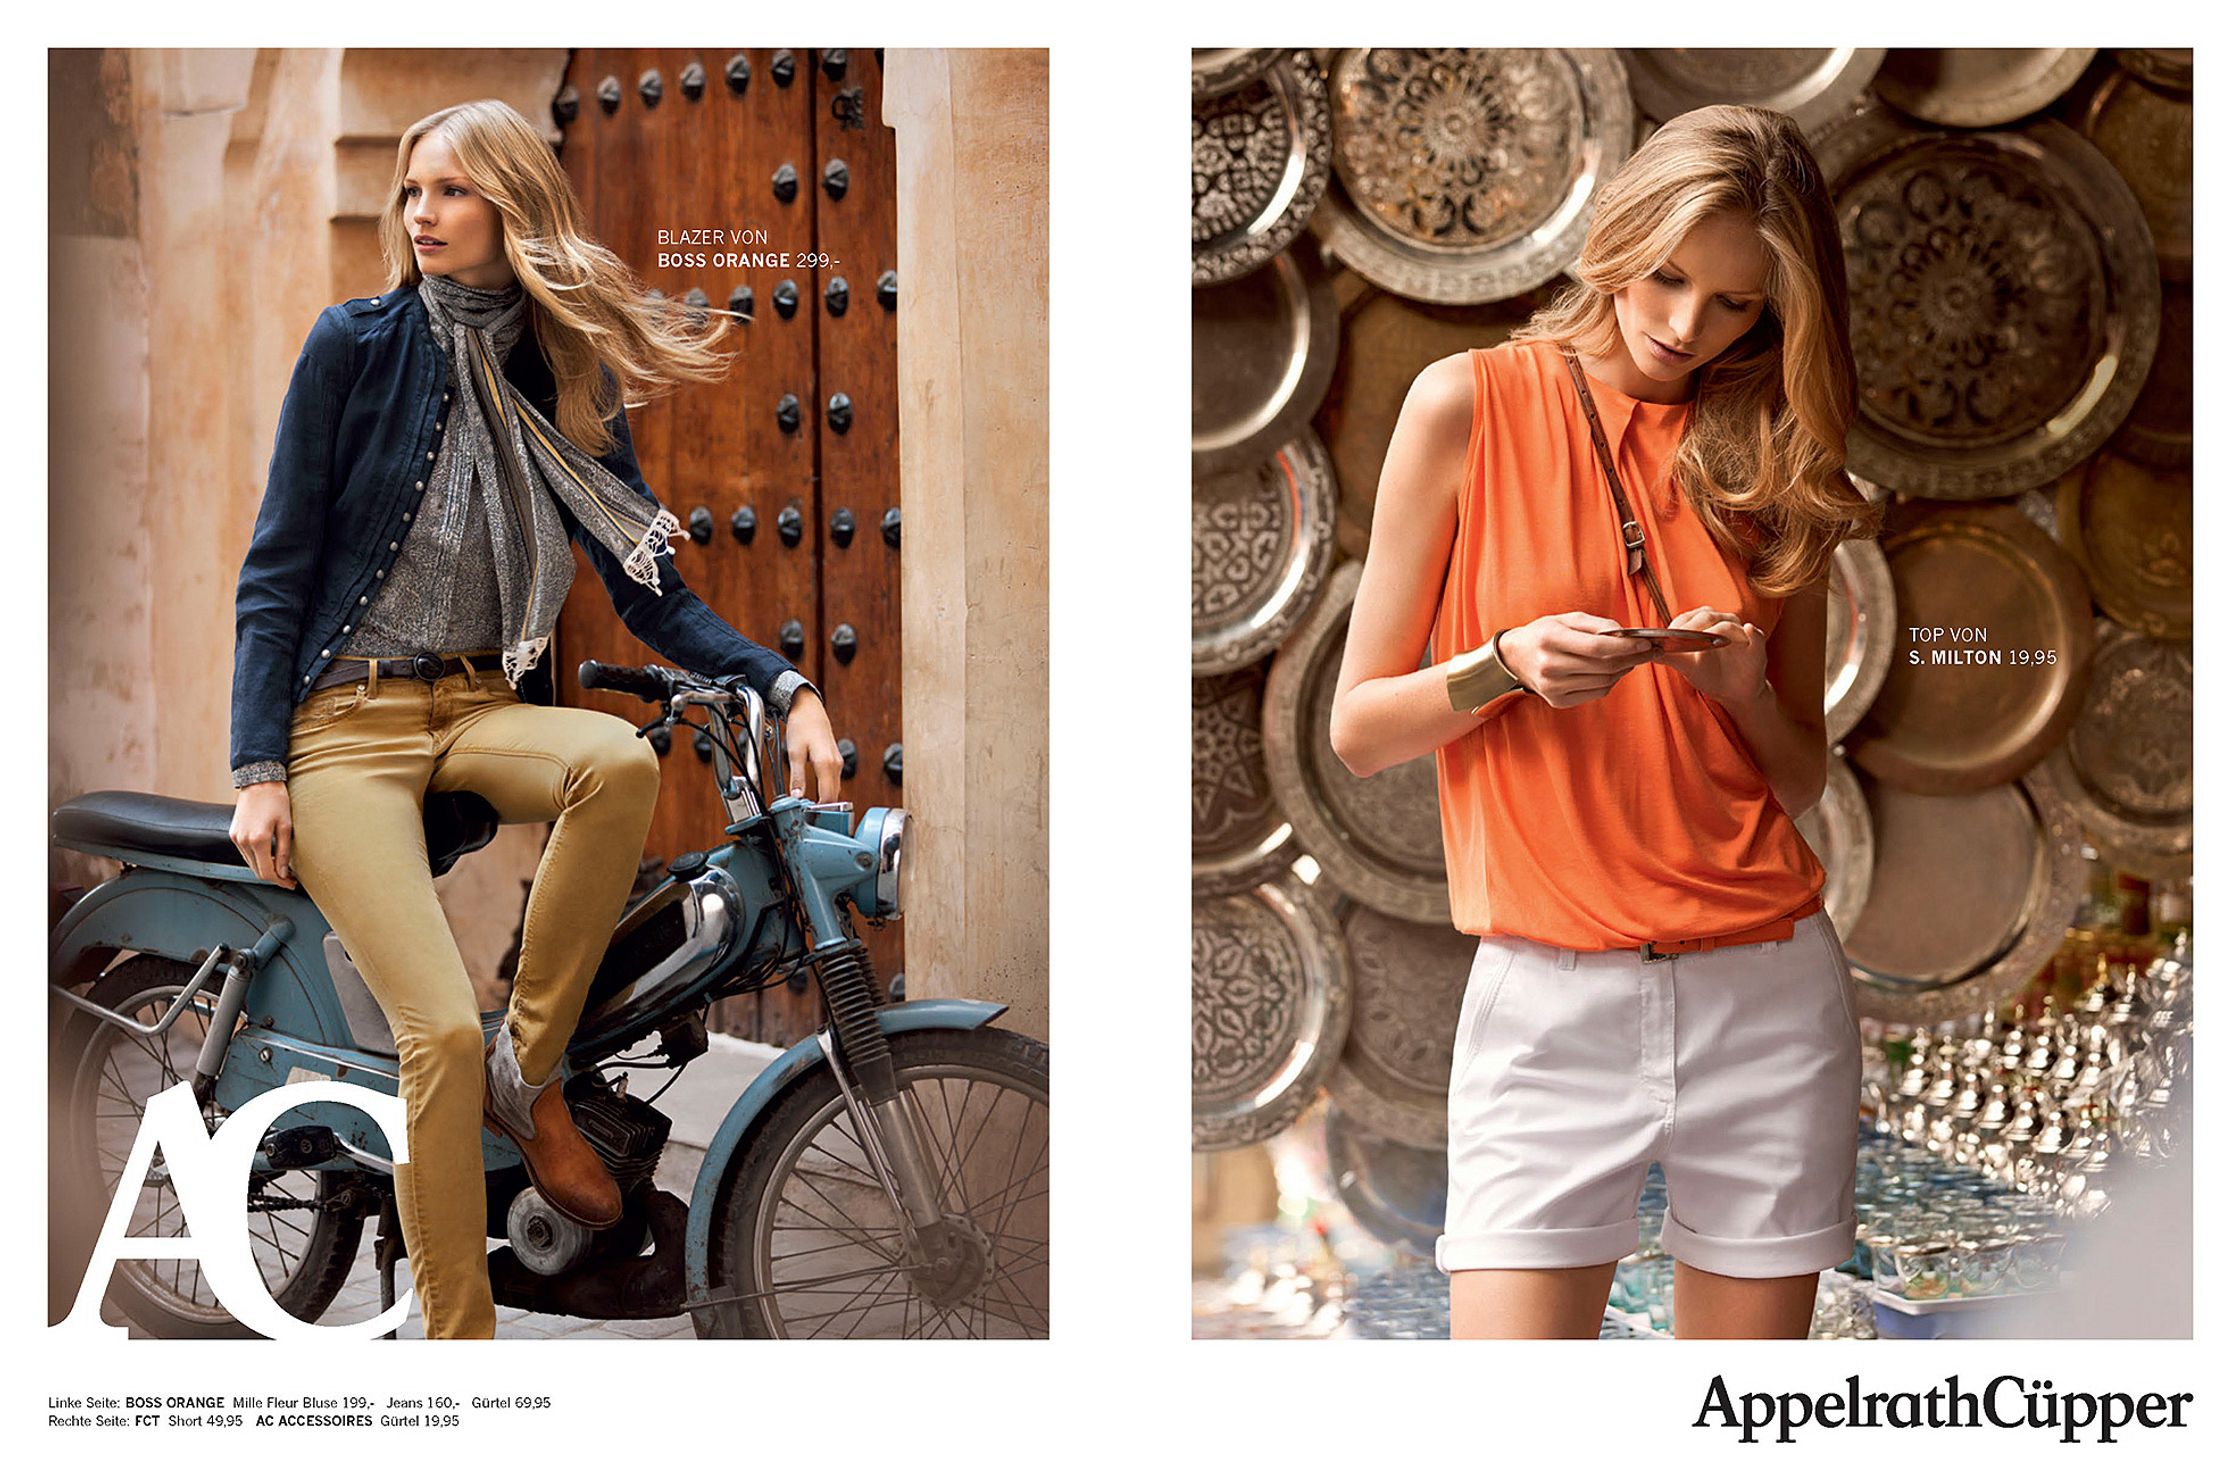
left=783, top=690, right=844, bottom=803
left=230, top=781, right=298, bottom=889
left=1499, top=613, right=1657, bottom=709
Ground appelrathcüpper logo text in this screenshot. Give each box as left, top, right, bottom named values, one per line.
left=1695, top=1374, right=2193, bottom=1445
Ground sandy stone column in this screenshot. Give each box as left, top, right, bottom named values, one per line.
left=885, top=52, right=1050, bottom=1042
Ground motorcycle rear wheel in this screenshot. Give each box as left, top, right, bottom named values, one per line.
left=50, top=954, right=366, bottom=1338
left=697, top=1027, right=1049, bottom=1339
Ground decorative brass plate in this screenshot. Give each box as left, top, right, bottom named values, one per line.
left=1325, top=1105, right=1445, bottom=1255
left=1326, top=903, right=1477, bottom=1151
left=1192, top=431, right=1339, bottom=674
left=1842, top=764, right=2087, bottom=1026
left=2045, top=620, right=2191, bottom=879
left=1313, top=285, right=1540, bottom=556
left=1192, top=871, right=1352, bottom=1151
left=1312, top=48, right=1633, bottom=304
left=1193, top=51, right=1333, bottom=288
left=2112, top=284, right=2190, bottom=471
left=1192, top=660, right=1301, bottom=896
left=1192, top=49, right=1289, bottom=98
left=2116, top=50, right=2192, bottom=93
left=2079, top=63, right=2191, bottom=281
left=1193, top=238, right=1339, bottom=477
left=1264, top=560, right=1453, bottom=923
left=1848, top=503, right=2095, bottom=794
left=1622, top=48, right=1885, bottom=136
left=1824, top=537, right=1896, bottom=742
left=1872, top=49, right=2097, bottom=127
left=2054, top=452, right=2191, bottom=639
left=1820, top=105, right=2161, bottom=499
left=1795, top=751, right=1874, bottom=938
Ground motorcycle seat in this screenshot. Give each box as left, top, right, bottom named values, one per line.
left=51, top=788, right=501, bottom=879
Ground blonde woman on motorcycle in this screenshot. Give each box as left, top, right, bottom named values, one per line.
left=226, top=98, right=842, bottom=1338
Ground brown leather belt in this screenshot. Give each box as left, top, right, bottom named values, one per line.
left=307, top=650, right=500, bottom=696
left=1637, top=897, right=1825, bottom=963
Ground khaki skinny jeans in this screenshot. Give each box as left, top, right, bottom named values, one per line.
left=284, top=658, right=659, bottom=1339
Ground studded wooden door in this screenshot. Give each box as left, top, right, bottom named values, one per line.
left=551, top=48, right=903, bottom=1047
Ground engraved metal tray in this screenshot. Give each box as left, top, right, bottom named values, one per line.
left=1192, top=871, right=1353, bottom=1152
left=1193, top=50, right=1334, bottom=288
left=2055, top=451, right=2191, bottom=639
left=2044, top=619, right=2191, bottom=880
left=1263, top=559, right=1454, bottom=923
left=1841, top=763, right=2087, bottom=1026
left=1325, top=1105, right=1445, bottom=1256
left=1871, top=49, right=2098, bottom=127
left=1310, top=48, right=1633, bottom=305
left=1193, top=659, right=1302, bottom=896
left=1622, top=48, right=1885, bottom=136
left=1847, top=502, right=2095, bottom=794
left=1193, top=237, right=1339, bottom=477
left=1795, top=750, right=1874, bottom=939
left=1193, top=430, right=1339, bottom=674
left=1819, top=104, right=2161, bottom=500
left=2078, top=60, right=2191, bottom=281
left=1192, top=49, right=1290, bottom=98
left=2112, top=284, right=2190, bottom=471
left=1825, top=536, right=1896, bottom=742
left=1325, top=903, right=1478, bottom=1151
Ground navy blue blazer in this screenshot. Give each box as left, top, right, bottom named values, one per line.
left=230, top=289, right=801, bottom=775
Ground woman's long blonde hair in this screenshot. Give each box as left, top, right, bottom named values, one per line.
left=1513, top=103, right=1880, bottom=597
left=378, top=99, right=731, bottom=457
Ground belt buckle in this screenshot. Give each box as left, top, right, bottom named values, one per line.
left=410, top=651, right=445, bottom=681
left=1640, top=941, right=1680, bottom=963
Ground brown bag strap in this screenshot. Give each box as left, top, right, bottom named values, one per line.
left=1562, top=347, right=1673, bottom=626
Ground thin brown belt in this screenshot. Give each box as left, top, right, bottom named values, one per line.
left=306, top=649, right=501, bottom=696
left=1637, top=896, right=1825, bottom=963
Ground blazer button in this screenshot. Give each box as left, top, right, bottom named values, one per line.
left=371, top=297, right=381, bottom=306
left=426, top=451, right=435, bottom=462
left=390, top=541, right=399, bottom=551
left=359, top=597, right=369, bottom=606
left=320, top=648, right=331, bottom=658
left=402, top=512, right=413, bottom=522
left=342, top=624, right=352, bottom=633
left=375, top=569, right=386, bottom=579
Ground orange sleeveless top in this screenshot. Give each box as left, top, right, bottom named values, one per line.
left=1430, top=339, right=1825, bottom=948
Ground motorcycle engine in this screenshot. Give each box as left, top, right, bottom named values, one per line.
left=505, top=1075, right=673, bottom=1277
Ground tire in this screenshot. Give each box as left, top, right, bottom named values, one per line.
left=698, top=1027, right=1048, bottom=1339
left=49, top=954, right=366, bottom=1338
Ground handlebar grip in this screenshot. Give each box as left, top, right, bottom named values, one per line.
left=577, top=660, right=673, bottom=703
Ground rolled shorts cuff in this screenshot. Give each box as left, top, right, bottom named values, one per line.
left=1435, top=1217, right=1639, bottom=1273
left=1659, top=1210, right=1856, bottom=1279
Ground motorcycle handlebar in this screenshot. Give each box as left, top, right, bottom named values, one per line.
left=577, top=659, right=677, bottom=703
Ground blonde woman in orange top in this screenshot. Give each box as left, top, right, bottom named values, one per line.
left=1331, top=105, right=1882, bottom=1339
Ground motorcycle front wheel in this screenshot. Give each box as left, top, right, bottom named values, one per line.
left=49, top=954, right=366, bottom=1338
left=697, top=1027, right=1048, bottom=1339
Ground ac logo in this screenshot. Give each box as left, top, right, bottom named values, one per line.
left=57, top=1080, right=413, bottom=1341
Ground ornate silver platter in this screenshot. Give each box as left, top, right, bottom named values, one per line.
left=1820, top=105, right=2161, bottom=500
left=2079, top=63, right=2191, bottom=282
left=1871, top=49, right=2098, bottom=128
left=1848, top=502, right=2096, bottom=794
left=1192, top=49, right=1289, bottom=98
left=1795, top=751, right=1874, bottom=938
left=1824, top=536, right=1896, bottom=742
left=1326, top=904, right=1477, bottom=1151
left=1193, top=430, right=1339, bottom=674
left=1193, top=238, right=1340, bottom=477
left=1325, top=1105, right=1445, bottom=1256
left=1192, top=871, right=1353, bottom=1152
left=1842, top=764, right=2087, bottom=1026
left=1622, top=48, right=1885, bottom=136
left=1193, top=660, right=1301, bottom=896
left=1311, top=48, right=1633, bottom=305
left=2054, top=452, right=2191, bottom=639
left=2045, top=620, right=2191, bottom=880
left=1264, top=560, right=1454, bottom=923
left=1193, top=51, right=1334, bottom=288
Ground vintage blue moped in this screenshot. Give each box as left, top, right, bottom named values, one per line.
left=49, top=659, right=1047, bottom=1339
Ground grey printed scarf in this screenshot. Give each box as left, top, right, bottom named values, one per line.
left=417, top=273, right=681, bottom=684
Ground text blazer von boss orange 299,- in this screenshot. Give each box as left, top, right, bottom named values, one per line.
left=229, top=288, right=804, bottom=776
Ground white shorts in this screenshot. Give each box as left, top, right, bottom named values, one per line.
left=1437, top=910, right=1861, bottom=1279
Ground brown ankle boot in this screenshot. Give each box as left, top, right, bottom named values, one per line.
left=483, top=1028, right=623, bottom=1229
